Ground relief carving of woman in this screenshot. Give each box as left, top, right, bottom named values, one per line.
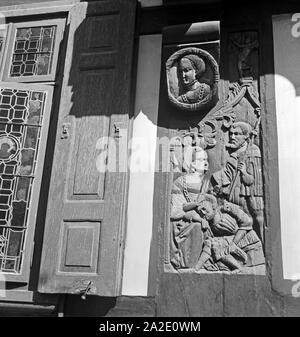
left=177, top=55, right=211, bottom=105
left=170, top=146, right=210, bottom=270
left=169, top=146, right=265, bottom=273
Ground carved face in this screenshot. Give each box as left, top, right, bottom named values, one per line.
left=189, top=149, right=208, bottom=175
left=228, top=126, right=248, bottom=149
left=180, top=58, right=196, bottom=86
left=197, top=200, right=215, bottom=221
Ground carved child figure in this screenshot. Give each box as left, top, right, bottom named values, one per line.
left=194, top=194, right=264, bottom=272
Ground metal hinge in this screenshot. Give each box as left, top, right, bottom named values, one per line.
left=61, top=123, right=71, bottom=139
left=114, top=122, right=126, bottom=138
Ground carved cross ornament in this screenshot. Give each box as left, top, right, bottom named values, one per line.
left=167, top=30, right=265, bottom=275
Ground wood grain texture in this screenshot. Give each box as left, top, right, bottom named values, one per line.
left=223, top=274, right=283, bottom=316
left=0, top=0, right=64, bottom=6
left=151, top=14, right=223, bottom=313
left=151, top=1, right=300, bottom=317
left=60, top=221, right=100, bottom=272
left=0, top=302, right=58, bottom=317
left=157, top=273, right=223, bottom=317
left=38, top=0, right=137, bottom=296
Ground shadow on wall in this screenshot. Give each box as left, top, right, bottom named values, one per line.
left=64, top=295, right=116, bottom=317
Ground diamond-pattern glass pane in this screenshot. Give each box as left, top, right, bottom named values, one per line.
left=10, top=26, right=57, bottom=77
left=0, top=87, right=46, bottom=273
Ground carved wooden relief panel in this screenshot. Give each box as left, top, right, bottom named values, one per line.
left=161, top=24, right=265, bottom=275
left=166, top=47, right=219, bottom=111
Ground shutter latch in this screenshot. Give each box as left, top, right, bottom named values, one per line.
left=72, top=280, right=96, bottom=299
left=80, top=281, right=92, bottom=300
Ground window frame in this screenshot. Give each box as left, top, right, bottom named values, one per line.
left=0, top=15, right=66, bottom=285
left=0, top=2, right=70, bottom=306
left=0, top=25, right=8, bottom=70
left=1, top=18, right=65, bottom=83
left=0, top=81, right=54, bottom=283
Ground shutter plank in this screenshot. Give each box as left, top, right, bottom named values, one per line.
left=38, top=0, right=136, bottom=296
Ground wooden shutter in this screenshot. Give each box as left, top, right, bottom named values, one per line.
left=38, top=0, right=136, bottom=296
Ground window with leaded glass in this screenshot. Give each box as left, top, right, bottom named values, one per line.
left=2, top=19, right=64, bottom=83
left=0, top=84, right=52, bottom=279
left=0, top=17, right=65, bottom=282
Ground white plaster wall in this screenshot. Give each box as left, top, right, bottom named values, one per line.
left=273, top=14, right=300, bottom=280
left=121, top=35, right=162, bottom=296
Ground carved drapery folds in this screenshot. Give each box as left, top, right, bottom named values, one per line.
left=168, top=30, right=265, bottom=274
